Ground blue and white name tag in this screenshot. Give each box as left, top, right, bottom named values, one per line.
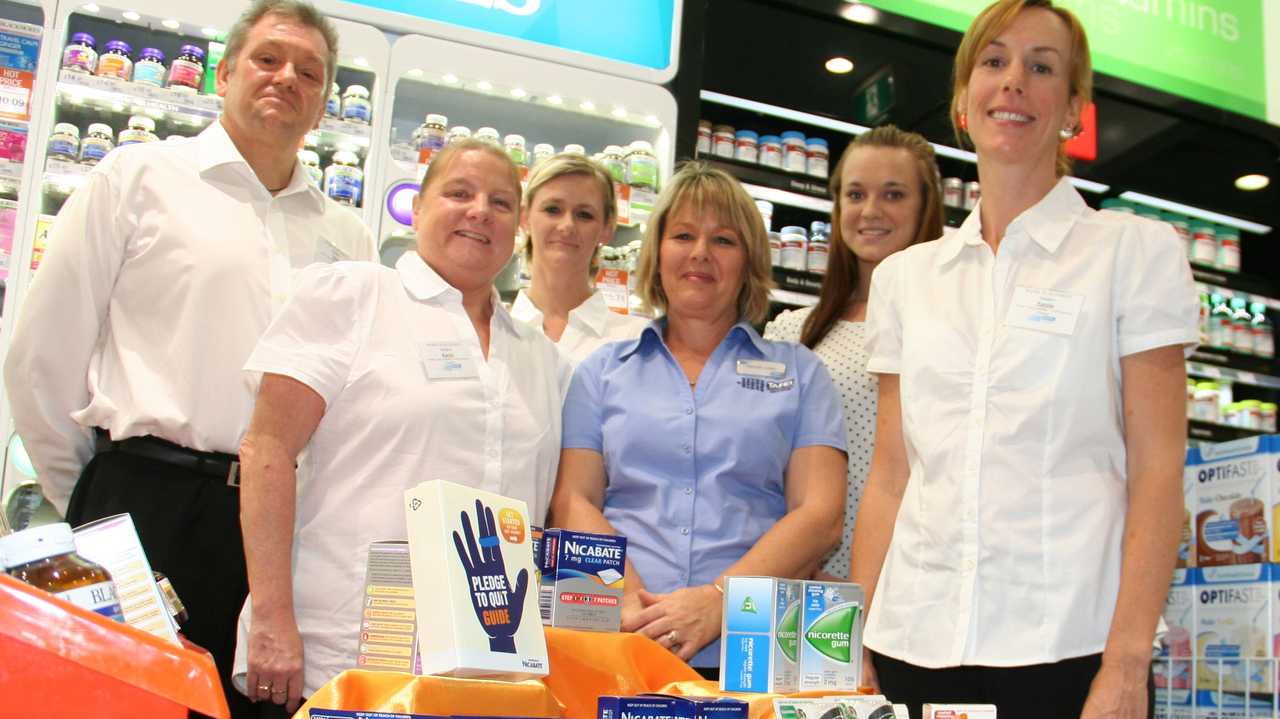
left=736, top=359, right=786, bottom=378
left=420, top=342, right=478, bottom=380
left=1005, top=286, right=1084, bottom=336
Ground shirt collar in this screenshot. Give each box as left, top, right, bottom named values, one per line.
left=512, top=289, right=615, bottom=337
left=617, top=318, right=765, bottom=360
left=395, top=251, right=515, bottom=332
left=197, top=119, right=325, bottom=212
left=935, top=176, right=1085, bottom=267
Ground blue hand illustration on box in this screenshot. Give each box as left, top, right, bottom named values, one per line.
left=452, top=499, right=528, bottom=653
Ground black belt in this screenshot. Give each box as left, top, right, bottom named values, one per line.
left=93, top=428, right=241, bottom=487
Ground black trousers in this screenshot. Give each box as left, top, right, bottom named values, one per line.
left=66, top=448, right=257, bottom=719
left=872, top=650, right=1155, bottom=719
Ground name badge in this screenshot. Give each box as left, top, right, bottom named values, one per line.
left=736, top=359, right=786, bottom=378
left=315, top=238, right=350, bottom=264
left=1005, top=286, right=1084, bottom=336
left=420, top=342, right=478, bottom=380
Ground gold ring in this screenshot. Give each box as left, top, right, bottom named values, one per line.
left=665, top=630, right=678, bottom=645
left=257, top=684, right=272, bottom=692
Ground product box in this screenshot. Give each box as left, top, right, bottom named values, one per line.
left=403, top=480, right=548, bottom=679
left=1192, top=688, right=1276, bottom=718
left=72, top=513, right=179, bottom=644
left=1157, top=568, right=1197, bottom=691
left=537, top=528, right=626, bottom=632
left=598, top=695, right=747, bottom=719
left=1195, top=564, right=1273, bottom=694
left=922, top=705, right=996, bottom=719
left=0, top=19, right=40, bottom=122
left=1179, top=468, right=1197, bottom=569
left=1152, top=682, right=1193, bottom=719
left=773, top=697, right=905, bottom=719
left=355, top=541, right=421, bottom=674
left=797, top=580, right=864, bottom=691
left=1189, top=437, right=1276, bottom=567
left=719, top=576, right=801, bottom=693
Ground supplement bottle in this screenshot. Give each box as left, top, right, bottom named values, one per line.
left=298, top=149, right=323, bottom=187
left=62, top=33, right=97, bottom=74
left=504, top=134, right=528, bottom=177
left=563, top=143, right=586, bottom=155
left=78, top=123, right=115, bottom=165
left=1208, top=293, right=1234, bottom=349
left=1251, top=303, right=1274, bottom=359
left=96, top=40, right=133, bottom=81
left=341, top=85, right=372, bottom=124
left=446, top=125, right=472, bottom=145
left=806, top=137, right=829, bottom=178
left=1260, top=403, right=1277, bottom=433
left=695, top=120, right=711, bottom=155
left=625, top=140, right=659, bottom=192
left=807, top=221, right=829, bottom=274
left=532, top=143, right=555, bottom=167
left=779, top=225, right=808, bottom=271
left=166, top=45, right=205, bottom=93
left=118, top=115, right=157, bottom=146
left=475, top=127, right=500, bottom=146
left=601, top=145, right=627, bottom=184
left=781, top=131, right=807, bottom=173
left=0, top=523, right=124, bottom=622
left=1192, top=381, right=1220, bottom=423
left=758, top=135, right=783, bottom=168
left=325, top=83, right=340, bottom=118
left=324, top=150, right=363, bottom=206
left=712, top=125, right=735, bottom=158
left=963, top=181, right=981, bottom=210
left=1230, top=297, right=1253, bottom=354
left=1197, top=291, right=1211, bottom=346
left=1190, top=221, right=1216, bottom=266
left=943, top=178, right=964, bottom=208
left=768, top=231, right=781, bottom=266
left=418, top=113, right=447, bottom=159
left=733, top=130, right=758, bottom=163
left=1216, top=226, right=1240, bottom=273
left=47, top=123, right=80, bottom=162
left=754, top=200, right=773, bottom=232
left=132, top=48, right=166, bottom=87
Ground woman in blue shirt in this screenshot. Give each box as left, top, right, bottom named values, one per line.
left=549, top=163, right=848, bottom=673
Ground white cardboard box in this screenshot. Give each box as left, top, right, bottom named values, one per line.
left=404, top=480, right=548, bottom=678
left=1195, top=564, right=1273, bottom=694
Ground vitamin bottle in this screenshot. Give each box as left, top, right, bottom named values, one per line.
left=418, top=113, right=447, bottom=154
left=806, top=137, right=829, bottom=178
left=781, top=131, right=807, bottom=173
left=166, top=45, right=205, bottom=93
left=758, top=135, right=783, bottom=168
left=78, top=123, right=115, bottom=165
left=47, top=123, right=81, bottom=162
left=711, top=124, right=734, bottom=158
left=0, top=523, right=125, bottom=622
left=1229, top=297, right=1253, bottom=354
left=532, top=143, right=555, bottom=167
left=1190, top=221, right=1216, bottom=266
left=95, top=40, right=133, bottom=81
left=695, top=120, right=711, bottom=155
left=341, top=85, right=372, bottom=124
left=779, top=225, right=808, bottom=271
left=504, top=134, right=528, bottom=169
left=807, top=221, right=830, bottom=274
left=601, top=145, right=626, bottom=184
left=62, top=33, right=97, bottom=74
left=1251, top=303, right=1274, bottom=359
left=298, top=149, right=323, bottom=187
left=446, top=125, right=471, bottom=145
left=132, top=48, right=166, bottom=87
left=325, top=83, right=340, bottom=118
left=733, top=130, right=758, bottom=163
left=563, top=143, right=586, bottom=155
left=624, top=140, right=658, bottom=192
left=475, top=127, right=500, bottom=146
left=1216, top=226, right=1241, bottom=273
left=118, top=115, right=158, bottom=146
left=324, top=150, right=363, bottom=206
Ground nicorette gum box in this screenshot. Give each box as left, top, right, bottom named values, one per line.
left=403, top=480, right=548, bottom=678
left=1194, top=564, right=1273, bottom=694
left=719, top=576, right=800, bottom=693
left=1188, top=436, right=1276, bottom=567
left=797, top=580, right=864, bottom=691
left=537, top=528, right=626, bottom=632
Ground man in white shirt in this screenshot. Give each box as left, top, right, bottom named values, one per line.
left=2, top=2, right=372, bottom=715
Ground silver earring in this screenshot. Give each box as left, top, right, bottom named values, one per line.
left=1059, top=127, right=1075, bottom=140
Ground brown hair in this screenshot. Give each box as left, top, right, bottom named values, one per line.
left=417, top=138, right=522, bottom=208
left=634, top=162, right=774, bottom=324
left=950, top=0, right=1093, bottom=177
left=800, top=126, right=944, bottom=349
left=225, top=0, right=340, bottom=90
left=520, top=153, right=617, bottom=274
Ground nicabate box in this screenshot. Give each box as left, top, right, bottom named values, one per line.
left=404, top=480, right=548, bottom=678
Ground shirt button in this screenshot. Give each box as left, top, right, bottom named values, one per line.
left=681, top=528, right=689, bottom=536
left=682, top=444, right=691, bottom=453
left=685, top=407, right=693, bottom=415
left=684, top=487, right=693, bottom=496
left=964, top=559, right=976, bottom=571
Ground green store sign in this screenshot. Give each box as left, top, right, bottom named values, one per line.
left=859, top=0, right=1275, bottom=124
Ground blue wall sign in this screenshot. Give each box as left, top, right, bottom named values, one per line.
left=343, top=0, right=676, bottom=72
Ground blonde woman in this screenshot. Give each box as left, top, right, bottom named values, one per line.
left=511, top=153, right=646, bottom=364
left=549, top=162, right=847, bottom=675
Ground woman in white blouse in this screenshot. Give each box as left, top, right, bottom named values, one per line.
left=233, top=139, right=570, bottom=711
left=511, top=153, right=647, bottom=364
left=764, top=125, right=943, bottom=580
left=850, top=2, right=1197, bottom=717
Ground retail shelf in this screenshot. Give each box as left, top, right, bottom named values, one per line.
left=1188, top=419, right=1267, bottom=443
left=0, top=160, right=22, bottom=182
left=702, top=155, right=829, bottom=199
left=43, top=158, right=91, bottom=194
left=1193, top=269, right=1280, bottom=310
left=773, top=266, right=824, bottom=296
left=1187, top=360, right=1280, bottom=389
left=1189, top=348, right=1278, bottom=377
left=56, top=69, right=221, bottom=127
left=770, top=287, right=818, bottom=307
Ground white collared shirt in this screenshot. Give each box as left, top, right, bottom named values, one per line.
left=3, top=121, right=375, bottom=513
left=863, top=177, right=1198, bottom=667
left=510, top=289, right=648, bottom=365
left=233, top=251, right=572, bottom=694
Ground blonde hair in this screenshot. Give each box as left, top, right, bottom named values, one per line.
left=520, top=153, right=617, bottom=272
left=634, top=162, right=774, bottom=324
left=951, top=0, right=1092, bottom=177
left=418, top=138, right=521, bottom=207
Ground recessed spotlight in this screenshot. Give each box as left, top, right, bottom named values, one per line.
left=441, top=73, right=459, bottom=84
left=475, top=80, right=493, bottom=91
left=353, top=56, right=369, bottom=68
left=825, top=57, right=854, bottom=74
left=840, top=2, right=880, bottom=24
left=122, top=10, right=141, bottom=21
left=81, top=3, right=100, bottom=11
left=510, top=88, right=527, bottom=98
left=201, top=27, right=219, bottom=38
left=580, top=100, right=595, bottom=111
left=161, top=18, right=180, bottom=29
left=546, top=95, right=563, bottom=105
left=1235, top=173, right=1270, bottom=191
left=611, top=106, right=627, bottom=118
left=406, top=68, right=423, bottom=78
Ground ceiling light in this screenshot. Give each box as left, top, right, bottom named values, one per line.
left=546, top=95, right=563, bottom=105
left=475, top=80, right=493, bottom=91
left=841, top=2, right=880, bottom=24
left=825, top=57, right=854, bottom=74
left=353, top=56, right=369, bottom=68
left=121, top=10, right=141, bottom=21
left=201, top=27, right=219, bottom=38
left=1120, top=191, right=1272, bottom=235
left=510, top=88, right=527, bottom=98
left=81, top=3, right=100, bottom=11
left=611, top=106, right=627, bottom=118
left=1235, top=173, right=1270, bottom=191
left=406, top=68, right=423, bottom=78
left=161, top=18, right=180, bottom=29
left=580, top=100, right=595, bottom=111
left=441, top=73, right=459, bottom=84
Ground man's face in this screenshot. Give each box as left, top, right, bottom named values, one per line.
left=216, top=13, right=330, bottom=145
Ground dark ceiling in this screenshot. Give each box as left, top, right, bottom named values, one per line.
left=697, top=0, right=1280, bottom=271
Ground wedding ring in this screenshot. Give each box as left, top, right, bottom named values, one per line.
left=257, top=683, right=272, bottom=692
left=665, top=630, right=678, bottom=645
left=271, top=688, right=287, bottom=695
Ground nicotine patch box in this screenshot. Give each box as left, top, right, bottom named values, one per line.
left=597, top=695, right=747, bottom=719
left=1194, top=564, right=1273, bottom=694
left=403, top=480, right=547, bottom=679
left=1188, top=437, right=1276, bottom=567
left=719, top=576, right=800, bottom=693
left=537, top=528, right=626, bottom=632
left=797, top=580, right=864, bottom=691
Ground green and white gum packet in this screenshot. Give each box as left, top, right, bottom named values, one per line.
left=798, top=580, right=864, bottom=691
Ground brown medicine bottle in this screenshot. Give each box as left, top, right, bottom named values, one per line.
left=0, top=522, right=125, bottom=622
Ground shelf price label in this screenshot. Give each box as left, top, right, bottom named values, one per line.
left=0, top=67, right=32, bottom=122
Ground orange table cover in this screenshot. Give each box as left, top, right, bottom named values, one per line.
left=297, top=670, right=564, bottom=716
left=0, top=572, right=229, bottom=718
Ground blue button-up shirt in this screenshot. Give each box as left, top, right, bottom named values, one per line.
left=562, top=319, right=846, bottom=666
